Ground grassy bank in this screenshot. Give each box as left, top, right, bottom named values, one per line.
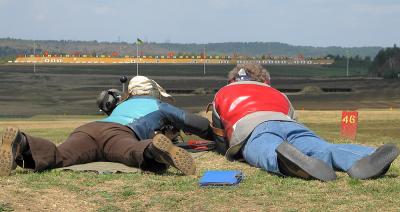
left=0, top=56, right=15, bottom=64
left=1, top=63, right=369, bottom=77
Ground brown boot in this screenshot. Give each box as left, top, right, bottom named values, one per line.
left=147, top=134, right=196, bottom=175
left=0, top=127, right=28, bottom=176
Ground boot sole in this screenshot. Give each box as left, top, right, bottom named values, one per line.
left=153, top=134, right=196, bottom=175
left=347, top=144, right=399, bottom=179
left=0, top=127, right=19, bottom=176
left=276, top=142, right=337, bottom=181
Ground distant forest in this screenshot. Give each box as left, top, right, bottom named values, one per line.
left=370, top=45, right=400, bottom=78
left=2, top=38, right=398, bottom=78
left=0, top=38, right=383, bottom=59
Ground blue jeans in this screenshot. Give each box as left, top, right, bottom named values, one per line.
left=242, top=121, right=375, bottom=174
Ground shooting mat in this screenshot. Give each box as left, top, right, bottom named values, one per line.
left=56, top=152, right=208, bottom=174
left=57, top=162, right=141, bottom=174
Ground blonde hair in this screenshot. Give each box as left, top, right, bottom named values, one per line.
left=228, top=63, right=270, bottom=83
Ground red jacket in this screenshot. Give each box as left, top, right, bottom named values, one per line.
left=212, top=81, right=295, bottom=160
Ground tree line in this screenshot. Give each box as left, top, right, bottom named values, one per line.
left=0, top=38, right=398, bottom=78
left=369, top=45, right=400, bottom=78
left=0, top=38, right=382, bottom=58
left=328, top=45, right=400, bottom=78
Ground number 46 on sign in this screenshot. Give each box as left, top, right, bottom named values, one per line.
left=341, top=111, right=358, bottom=141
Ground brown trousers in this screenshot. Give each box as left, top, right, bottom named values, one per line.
left=21, top=122, right=156, bottom=171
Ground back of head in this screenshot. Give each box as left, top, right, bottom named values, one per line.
left=228, top=63, right=270, bottom=85
left=128, top=76, right=161, bottom=98
left=128, top=75, right=174, bottom=102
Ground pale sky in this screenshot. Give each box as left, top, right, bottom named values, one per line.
left=0, top=0, right=399, bottom=47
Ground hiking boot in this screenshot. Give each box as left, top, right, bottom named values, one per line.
left=0, top=127, right=27, bottom=176
left=347, top=144, right=399, bottom=179
left=276, top=142, right=337, bottom=182
left=147, top=134, right=196, bottom=175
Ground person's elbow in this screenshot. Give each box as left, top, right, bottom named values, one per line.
left=183, top=113, right=212, bottom=139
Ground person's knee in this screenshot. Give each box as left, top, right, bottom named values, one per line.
left=244, top=143, right=278, bottom=171
left=311, top=147, right=334, bottom=165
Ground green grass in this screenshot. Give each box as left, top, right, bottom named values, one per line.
left=0, top=202, right=14, bottom=212
left=269, top=65, right=369, bottom=77
left=0, top=56, right=15, bottom=65
left=0, top=112, right=399, bottom=211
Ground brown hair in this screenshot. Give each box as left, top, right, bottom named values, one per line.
left=228, top=63, right=270, bottom=83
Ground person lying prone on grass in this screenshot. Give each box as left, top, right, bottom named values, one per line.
left=209, top=63, right=399, bottom=181
left=0, top=76, right=213, bottom=176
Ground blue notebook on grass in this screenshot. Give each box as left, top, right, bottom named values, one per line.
left=199, top=170, right=243, bottom=187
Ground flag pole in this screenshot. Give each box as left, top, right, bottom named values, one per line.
left=136, top=42, right=139, bottom=76
left=346, top=50, right=349, bottom=77
left=33, top=40, right=36, bottom=73
left=203, top=44, right=206, bottom=75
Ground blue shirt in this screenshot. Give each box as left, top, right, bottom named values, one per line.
left=99, top=96, right=204, bottom=140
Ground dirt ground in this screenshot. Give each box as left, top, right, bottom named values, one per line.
left=0, top=65, right=399, bottom=117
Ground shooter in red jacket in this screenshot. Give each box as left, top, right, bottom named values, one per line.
left=210, top=63, right=399, bottom=181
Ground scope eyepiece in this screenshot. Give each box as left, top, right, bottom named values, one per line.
left=120, top=75, right=128, bottom=83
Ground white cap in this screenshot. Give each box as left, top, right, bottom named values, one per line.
left=128, top=76, right=173, bottom=100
